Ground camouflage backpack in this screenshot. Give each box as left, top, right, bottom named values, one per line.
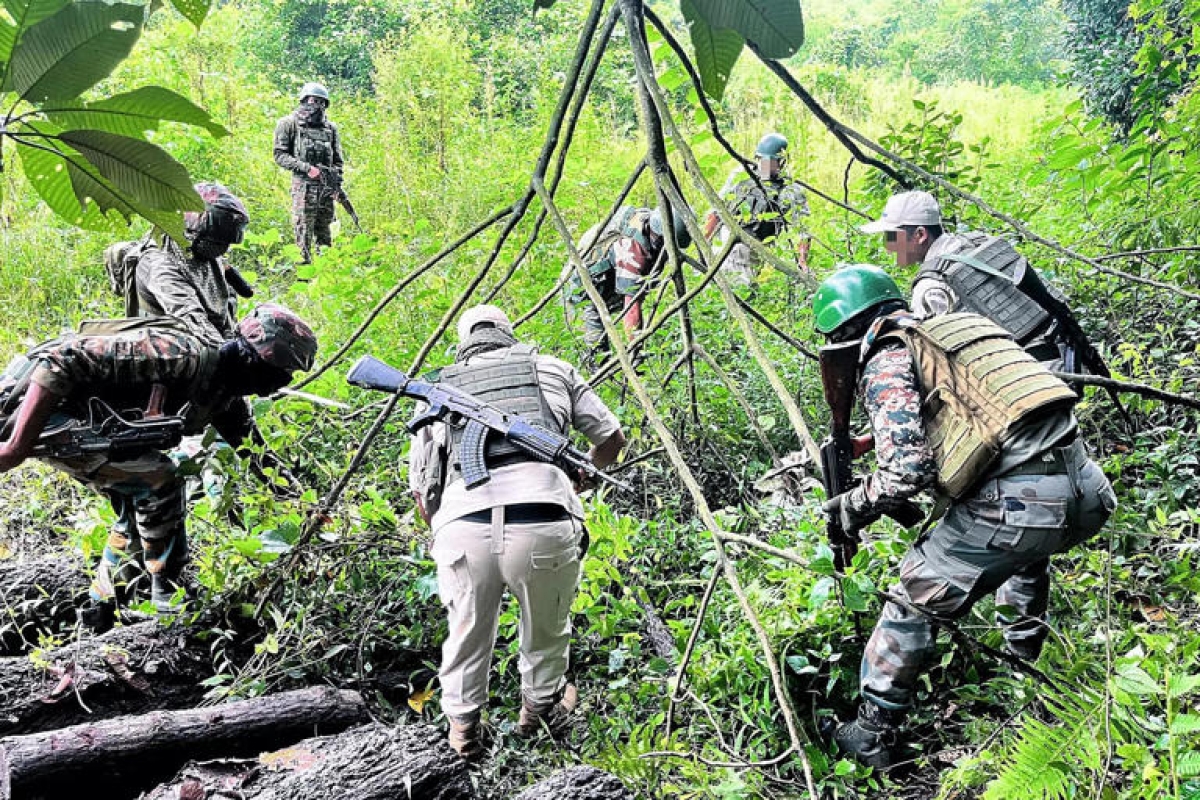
left=561, top=206, right=651, bottom=306
left=103, top=236, right=155, bottom=317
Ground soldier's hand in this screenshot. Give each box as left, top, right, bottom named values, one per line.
left=307, top=165, right=321, bottom=179
left=822, top=492, right=879, bottom=535
left=0, top=441, right=26, bottom=473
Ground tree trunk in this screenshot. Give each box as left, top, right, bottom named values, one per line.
left=1, top=686, right=369, bottom=800
left=0, top=555, right=88, bottom=655
left=140, top=722, right=474, bottom=800
left=512, top=766, right=635, bottom=800
left=0, top=620, right=211, bottom=736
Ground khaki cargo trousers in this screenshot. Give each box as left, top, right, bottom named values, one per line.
left=862, top=439, right=1117, bottom=710
left=432, top=507, right=581, bottom=718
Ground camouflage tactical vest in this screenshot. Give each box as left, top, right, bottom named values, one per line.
left=296, top=122, right=335, bottom=175
left=730, top=177, right=789, bottom=242
left=916, top=232, right=1059, bottom=345
left=874, top=313, right=1078, bottom=499
left=564, top=207, right=653, bottom=305
left=438, top=345, right=563, bottom=486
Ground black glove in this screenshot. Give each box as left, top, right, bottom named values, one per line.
left=822, top=492, right=880, bottom=536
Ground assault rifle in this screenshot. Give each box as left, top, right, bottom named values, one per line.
left=346, top=355, right=630, bottom=492
left=819, top=341, right=923, bottom=570
left=316, top=166, right=362, bottom=232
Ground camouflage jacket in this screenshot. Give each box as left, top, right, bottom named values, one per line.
left=717, top=169, right=809, bottom=242
left=135, top=235, right=236, bottom=347
left=844, top=342, right=938, bottom=520
left=273, top=113, right=344, bottom=180
left=28, top=326, right=252, bottom=444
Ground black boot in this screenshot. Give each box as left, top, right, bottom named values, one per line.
left=833, top=703, right=904, bottom=769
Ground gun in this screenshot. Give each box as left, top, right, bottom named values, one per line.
left=316, top=166, right=362, bottom=232
left=819, top=341, right=923, bottom=571
left=346, top=355, right=630, bottom=492
left=223, top=263, right=255, bottom=299
left=27, top=398, right=184, bottom=460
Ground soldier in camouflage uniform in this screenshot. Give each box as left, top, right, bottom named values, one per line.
left=0, top=305, right=317, bottom=624
left=811, top=265, right=1116, bottom=769
left=703, top=132, right=811, bottom=286
left=565, top=206, right=690, bottom=359
left=860, top=191, right=1072, bottom=366
left=273, top=82, right=345, bottom=264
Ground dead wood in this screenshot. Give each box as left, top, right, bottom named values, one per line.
left=512, top=766, right=634, bottom=800
left=0, top=555, right=88, bottom=655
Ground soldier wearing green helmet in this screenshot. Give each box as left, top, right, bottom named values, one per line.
left=274, top=81, right=346, bottom=264
left=811, top=265, right=1115, bottom=769
left=703, top=132, right=811, bottom=286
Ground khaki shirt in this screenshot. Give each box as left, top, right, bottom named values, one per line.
left=910, top=234, right=963, bottom=319
left=409, top=349, right=620, bottom=532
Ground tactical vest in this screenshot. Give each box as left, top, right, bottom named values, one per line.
left=565, top=207, right=653, bottom=305
left=437, top=345, right=563, bottom=486
left=915, top=232, right=1059, bottom=345
left=873, top=313, right=1078, bottom=499
left=295, top=122, right=335, bottom=175
left=730, top=177, right=788, bottom=242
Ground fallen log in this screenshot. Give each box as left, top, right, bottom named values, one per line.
left=0, top=555, right=88, bottom=655
left=1, top=686, right=369, bottom=800
left=512, top=766, right=635, bottom=800
left=0, top=620, right=211, bottom=736
left=140, top=722, right=474, bottom=800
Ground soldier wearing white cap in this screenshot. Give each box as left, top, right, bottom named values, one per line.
left=861, top=191, right=1069, bottom=365
left=409, top=304, right=626, bottom=759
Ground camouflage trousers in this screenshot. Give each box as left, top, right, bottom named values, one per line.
left=46, top=450, right=187, bottom=603
left=861, top=439, right=1116, bottom=710
left=290, top=177, right=334, bottom=263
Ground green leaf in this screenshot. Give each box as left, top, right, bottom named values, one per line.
left=168, top=0, right=209, bottom=28
left=1113, top=663, right=1163, bottom=697
left=688, top=0, right=804, bottom=59
left=3, top=1, right=143, bottom=103
left=1170, top=713, right=1200, bottom=735
left=0, top=0, right=69, bottom=65
left=58, top=129, right=201, bottom=213
left=44, top=86, right=229, bottom=139
left=682, top=0, right=743, bottom=101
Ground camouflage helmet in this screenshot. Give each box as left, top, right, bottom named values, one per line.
left=812, top=264, right=904, bottom=335
left=235, top=304, right=318, bottom=372
left=648, top=207, right=692, bottom=249
left=298, top=82, right=330, bottom=104
left=184, top=182, right=249, bottom=244
left=755, top=133, right=789, bottom=161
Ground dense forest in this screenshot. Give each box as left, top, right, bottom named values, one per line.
left=0, top=0, right=1198, bottom=798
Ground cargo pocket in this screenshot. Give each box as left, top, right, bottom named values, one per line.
left=992, top=496, right=1067, bottom=552
left=432, top=547, right=469, bottom=609
left=530, top=546, right=579, bottom=621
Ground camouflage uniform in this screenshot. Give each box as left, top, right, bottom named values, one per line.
left=569, top=207, right=664, bottom=353
left=714, top=169, right=809, bottom=286
left=135, top=235, right=237, bottom=347
left=273, top=112, right=345, bottom=263
left=5, top=325, right=250, bottom=602
left=845, top=338, right=1116, bottom=711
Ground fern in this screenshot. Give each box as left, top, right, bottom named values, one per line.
left=981, top=689, right=1104, bottom=800
left=1179, top=750, right=1200, bottom=779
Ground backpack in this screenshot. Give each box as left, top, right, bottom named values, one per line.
left=103, top=237, right=154, bottom=317
left=562, top=207, right=651, bottom=306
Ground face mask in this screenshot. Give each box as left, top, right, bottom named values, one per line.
left=192, top=238, right=230, bottom=261
left=297, top=101, right=325, bottom=125
left=221, top=338, right=292, bottom=397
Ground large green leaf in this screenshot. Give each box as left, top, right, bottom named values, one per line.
left=18, top=129, right=187, bottom=240
left=58, top=128, right=201, bottom=214
left=682, top=0, right=744, bottom=101
left=0, top=0, right=68, bottom=65
left=44, top=86, right=229, bottom=138
left=167, top=0, right=208, bottom=28
left=3, top=1, right=143, bottom=103
left=688, top=0, right=803, bottom=59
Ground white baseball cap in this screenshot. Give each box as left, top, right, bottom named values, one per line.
left=457, top=304, right=513, bottom=341
left=860, top=191, right=943, bottom=233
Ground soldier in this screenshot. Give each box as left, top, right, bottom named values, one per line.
left=274, top=81, right=345, bottom=264
left=409, top=304, right=626, bottom=759
left=703, top=132, right=811, bottom=286
left=810, top=265, right=1116, bottom=769
left=104, top=182, right=250, bottom=347
left=0, top=305, right=317, bottom=626
left=565, top=205, right=690, bottom=360
left=860, top=191, right=1071, bottom=366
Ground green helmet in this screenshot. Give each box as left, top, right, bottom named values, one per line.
left=299, top=82, right=330, bottom=104
left=812, top=264, right=904, bottom=335
left=754, top=133, right=789, bottom=160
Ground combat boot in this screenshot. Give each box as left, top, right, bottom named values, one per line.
left=447, top=712, right=482, bottom=761
left=517, top=682, right=578, bottom=738
left=833, top=703, right=904, bottom=770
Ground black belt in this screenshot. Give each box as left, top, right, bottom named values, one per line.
left=1002, top=436, right=1083, bottom=477
left=460, top=503, right=570, bottom=524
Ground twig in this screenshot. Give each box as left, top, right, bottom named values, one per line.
left=639, top=747, right=796, bottom=769
left=692, top=342, right=777, bottom=459
left=729, top=291, right=818, bottom=361
left=1093, top=245, right=1200, bottom=262
left=666, top=565, right=721, bottom=736
left=1051, top=371, right=1200, bottom=410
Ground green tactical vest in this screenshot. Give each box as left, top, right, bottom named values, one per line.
left=296, top=123, right=335, bottom=175
left=875, top=313, right=1078, bottom=498
left=437, top=344, right=563, bottom=486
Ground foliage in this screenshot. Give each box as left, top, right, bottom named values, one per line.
left=0, top=0, right=228, bottom=240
